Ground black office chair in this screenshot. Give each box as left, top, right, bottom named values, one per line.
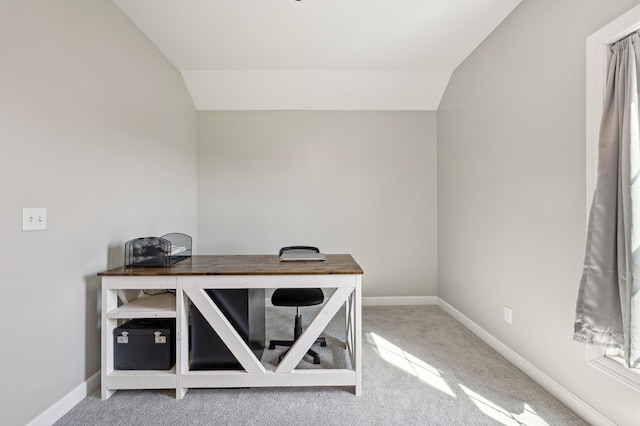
left=269, top=246, right=327, bottom=364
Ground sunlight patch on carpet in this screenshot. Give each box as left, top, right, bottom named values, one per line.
left=460, top=384, right=550, bottom=426
left=368, top=332, right=456, bottom=397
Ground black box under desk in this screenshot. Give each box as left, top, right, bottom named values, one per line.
left=114, top=318, right=176, bottom=370
left=190, top=289, right=265, bottom=370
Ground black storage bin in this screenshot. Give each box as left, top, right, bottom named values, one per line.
left=114, top=319, right=176, bottom=370
left=190, top=289, right=265, bottom=370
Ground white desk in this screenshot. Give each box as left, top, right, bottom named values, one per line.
left=99, top=254, right=363, bottom=399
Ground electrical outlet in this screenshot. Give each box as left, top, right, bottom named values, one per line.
left=22, top=208, right=47, bottom=231
left=504, top=306, right=512, bottom=325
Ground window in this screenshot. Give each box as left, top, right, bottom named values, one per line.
left=584, top=4, right=640, bottom=390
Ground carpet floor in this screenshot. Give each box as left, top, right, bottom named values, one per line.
left=56, top=305, right=587, bottom=425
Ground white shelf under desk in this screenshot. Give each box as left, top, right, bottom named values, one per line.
left=107, top=292, right=176, bottom=319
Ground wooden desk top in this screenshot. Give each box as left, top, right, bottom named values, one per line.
left=98, top=254, right=363, bottom=276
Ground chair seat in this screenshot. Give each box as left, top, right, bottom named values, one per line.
left=271, top=288, right=324, bottom=307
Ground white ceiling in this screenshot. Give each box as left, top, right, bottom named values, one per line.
left=113, top=0, right=522, bottom=110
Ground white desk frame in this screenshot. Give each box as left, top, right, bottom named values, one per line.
left=179, top=274, right=362, bottom=397
left=101, top=264, right=362, bottom=399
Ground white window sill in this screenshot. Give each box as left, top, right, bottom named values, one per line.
left=587, top=346, right=640, bottom=390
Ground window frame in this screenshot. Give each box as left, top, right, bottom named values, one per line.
left=585, top=3, right=640, bottom=391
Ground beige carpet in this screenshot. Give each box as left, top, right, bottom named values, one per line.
left=56, top=305, right=587, bottom=425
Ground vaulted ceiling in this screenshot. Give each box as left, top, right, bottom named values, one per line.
left=113, top=0, right=522, bottom=110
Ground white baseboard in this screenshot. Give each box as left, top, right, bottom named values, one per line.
left=437, top=298, right=615, bottom=426
left=27, top=371, right=100, bottom=426
left=363, top=296, right=437, bottom=306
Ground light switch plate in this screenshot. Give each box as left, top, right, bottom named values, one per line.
left=23, top=208, right=47, bottom=231
left=504, top=306, right=512, bottom=325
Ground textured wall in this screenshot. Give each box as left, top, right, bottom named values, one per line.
left=197, top=110, right=438, bottom=298
left=0, top=2, right=197, bottom=424
left=438, top=1, right=640, bottom=424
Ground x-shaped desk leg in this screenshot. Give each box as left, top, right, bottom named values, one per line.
left=275, top=287, right=352, bottom=372
left=184, top=286, right=353, bottom=373
left=184, top=287, right=266, bottom=373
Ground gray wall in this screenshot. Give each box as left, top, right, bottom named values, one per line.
left=197, top=111, right=438, bottom=298
left=437, top=0, right=640, bottom=424
left=0, top=2, right=197, bottom=424
left=9, top=0, right=640, bottom=423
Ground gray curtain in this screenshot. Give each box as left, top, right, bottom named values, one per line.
left=574, top=31, right=640, bottom=369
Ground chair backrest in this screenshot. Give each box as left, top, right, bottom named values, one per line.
left=279, top=246, right=319, bottom=256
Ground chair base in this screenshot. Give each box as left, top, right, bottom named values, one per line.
left=269, top=312, right=327, bottom=364
left=269, top=337, right=327, bottom=364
